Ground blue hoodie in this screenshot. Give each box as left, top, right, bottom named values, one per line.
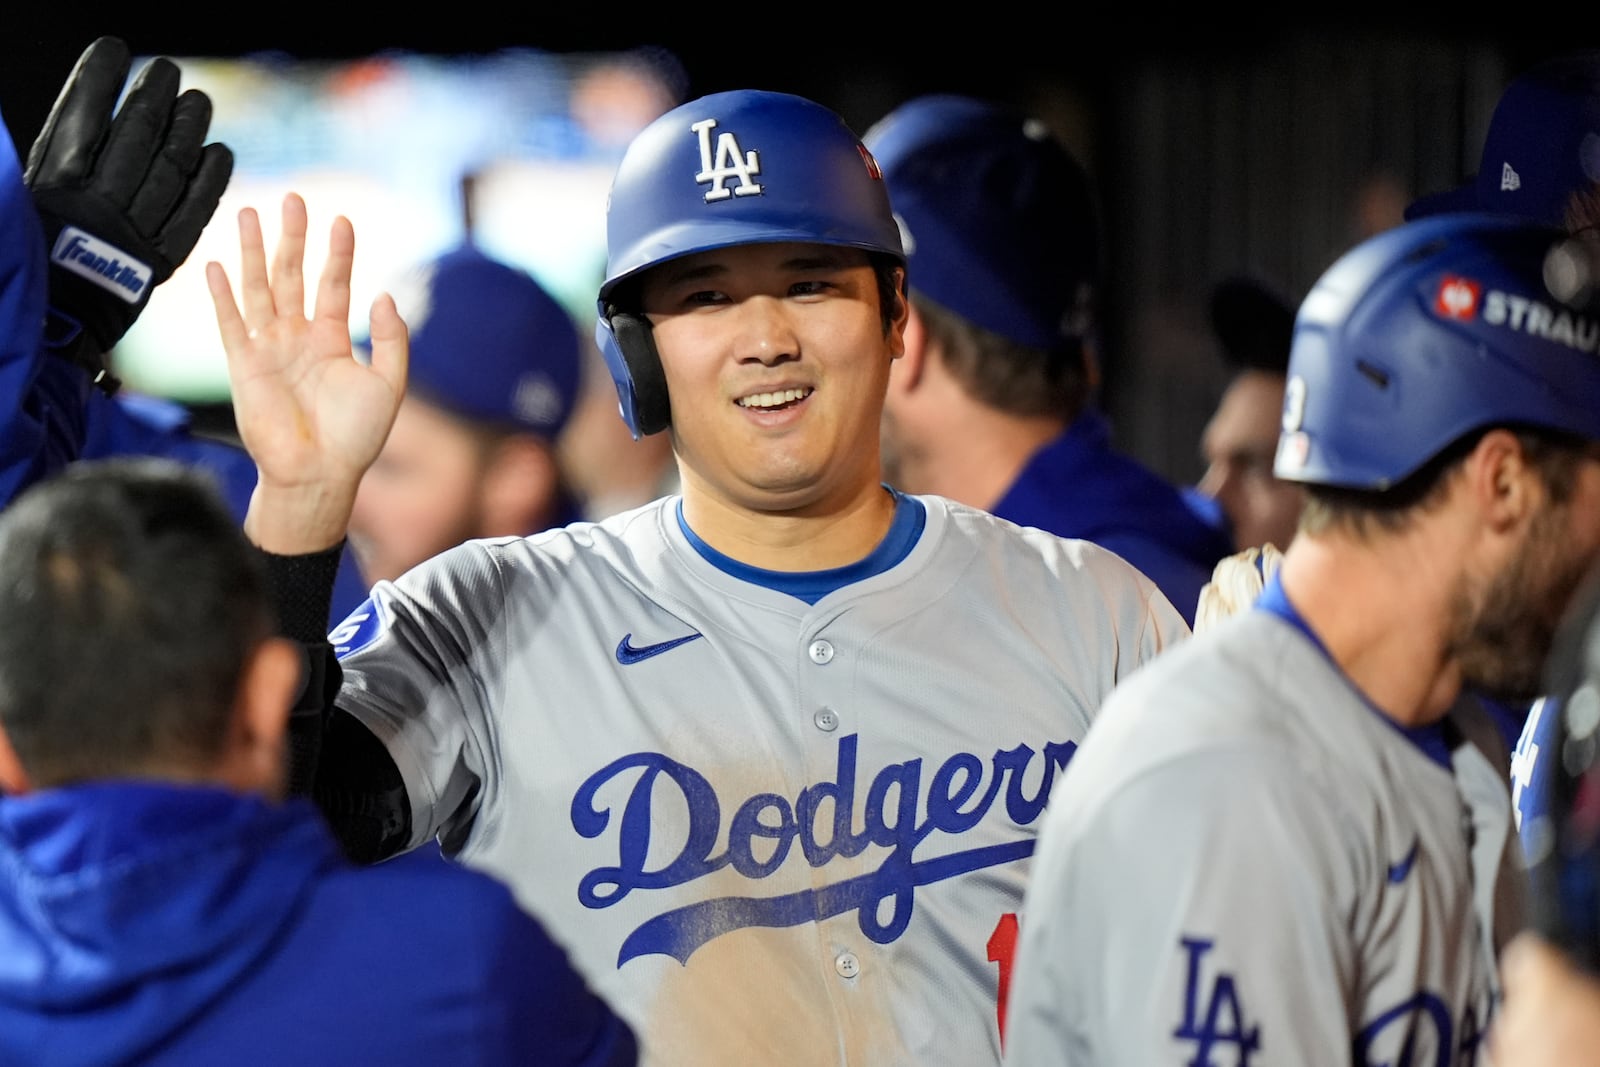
left=0, top=105, right=87, bottom=507
left=76, top=391, right=373, bottom=631
left=0, top=782, right=636, bottom=1066
left=991, top=409, right=1233, bottom=627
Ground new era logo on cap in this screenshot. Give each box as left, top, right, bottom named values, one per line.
left=1406, top=52, right=1600, bottom=227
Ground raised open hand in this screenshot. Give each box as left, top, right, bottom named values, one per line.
left=206, top=192, right=407, bottom=551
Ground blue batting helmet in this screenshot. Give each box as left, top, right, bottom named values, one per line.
left=863, top=93, right=1101, bottom=354
left=594, top=89, right=905, bottom=438
left=1274, top=212, right=1600, bottom=490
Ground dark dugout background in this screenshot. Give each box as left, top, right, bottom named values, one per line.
left=0, top=13, right=1577, bottom=486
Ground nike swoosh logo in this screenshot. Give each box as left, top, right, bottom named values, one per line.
left=1386, top=838, right=1420, bottom=885
left=616, top=632, right=703, bottom=665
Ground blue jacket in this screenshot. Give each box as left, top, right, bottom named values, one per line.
left=991, top=410, right=1234, bottom=626
left=81, top=392, right=372, bottom=629
left=0, top=783, right=637, bottom=1066
left=0, top=107, right=85, bottom=506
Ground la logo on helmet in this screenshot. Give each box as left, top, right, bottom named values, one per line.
left=692, top=118, right=763, bottom=201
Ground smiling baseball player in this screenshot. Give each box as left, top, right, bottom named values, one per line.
left=1003, top=214, right=1600, bottom=1064
left=203, top=89, right=1189, bottom=1065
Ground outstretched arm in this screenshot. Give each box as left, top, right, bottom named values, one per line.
left=3, top=34, right=233, bottom=505
left=205, top=191, right=406, bottom=553
left=206, top=192, right=408, bottom=814
left=0, top=112, right=84, bottom=504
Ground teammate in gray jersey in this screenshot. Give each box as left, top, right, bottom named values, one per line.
left=1003, top=213, right=1600, bottom=1065
left=201, top=90, right=1189, bottom=1066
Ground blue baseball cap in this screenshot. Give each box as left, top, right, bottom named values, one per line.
left=1406, top=52, right=1600, bottom=229
left=863, top=94, right=1101, bottom=352
left=372, top=245, right=583, bottom=438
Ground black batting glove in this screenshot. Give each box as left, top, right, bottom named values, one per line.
left=24, top=36, right=234, bottom=395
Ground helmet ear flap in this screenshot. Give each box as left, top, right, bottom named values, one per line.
left=600, top=307, right=672, bottom=438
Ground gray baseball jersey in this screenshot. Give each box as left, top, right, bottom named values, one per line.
left=1003, top=592, right=1525, bottom=1066
left=327, top=490, right=1187, bottom=1066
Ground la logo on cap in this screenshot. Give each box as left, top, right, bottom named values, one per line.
left=1501, top=162, right=1521, bottom=192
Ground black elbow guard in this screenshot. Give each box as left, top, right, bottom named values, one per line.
left=285, top=640, right=342, bottom=797
left=313, top=711, right=412, bottom=865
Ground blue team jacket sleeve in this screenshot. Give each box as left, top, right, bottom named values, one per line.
left=82, top=391, right=369, bottom=632
left=488, top=896, right=640, bottom=1065
left=0, top=108, right=88, bottom=505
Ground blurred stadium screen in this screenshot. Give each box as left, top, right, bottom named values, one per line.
left=114, top=45, right=685, bottom=402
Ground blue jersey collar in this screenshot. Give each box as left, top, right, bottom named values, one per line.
left=677, top=488, right=925, bottom=604
left=1255, top=571, right=1453, bottom=769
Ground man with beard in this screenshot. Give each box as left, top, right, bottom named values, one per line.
left=1003, top=213, right=1600, bottom=1064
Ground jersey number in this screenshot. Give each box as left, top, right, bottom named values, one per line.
left=988, top=912, right=1020, bottom=1047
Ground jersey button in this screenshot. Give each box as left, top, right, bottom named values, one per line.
left=814, top=708, right=838, bottom=732
left=834, top=951, right=860, bottom=979
left=808, top=639, right=835, bottom=665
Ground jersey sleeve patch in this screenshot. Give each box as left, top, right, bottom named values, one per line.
left=328, top=593, right=388, bottom=658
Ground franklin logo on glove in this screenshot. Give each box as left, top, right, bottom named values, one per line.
left=50, top=227, right=152, bottom=302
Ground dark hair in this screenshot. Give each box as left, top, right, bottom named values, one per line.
left=911, top=291, right=1091, bottom=421
left=0, top=458, right=271, bottom=785
left=1299, top=426, right=1589, bottom=538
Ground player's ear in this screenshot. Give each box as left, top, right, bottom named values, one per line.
left=893, top=301, right=928, bottom=391
left=885, top=266, right=910, bottom=360
left=0, top=722, right=34, bottom=795
left=229, top=636, right=301, bottom=796
left=1470, top=428, right=1537, bottom=534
